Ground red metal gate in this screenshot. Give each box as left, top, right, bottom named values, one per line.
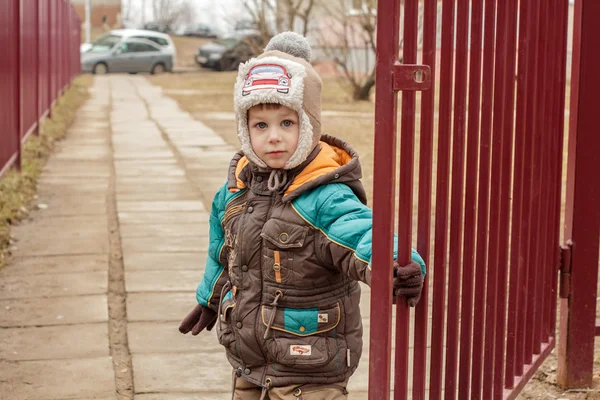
left=369, top=0, right=571, bottom=399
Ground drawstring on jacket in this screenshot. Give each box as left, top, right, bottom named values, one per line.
left=263, top=292, right=282, bottom=339
left=267, top=169, right=288, bottom=192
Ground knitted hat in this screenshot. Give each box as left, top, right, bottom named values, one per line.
left=233, top=32, right=322, bottom=171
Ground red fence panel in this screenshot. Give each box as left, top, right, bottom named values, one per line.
left=0, top=0, right=81, bottom=177
left=21, top=0, right=40, bottom=140
left=370, top=0, right=571, bottom=399
left=0, top=0, right=20, bottom=175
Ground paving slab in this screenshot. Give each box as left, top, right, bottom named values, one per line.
left=122, top=252, right=208, bottom=271
left=118, top=212, right=209, bottom=225
left=0, top=295, right=108, bottom=327
left=21, top=198, right=108, bottom=217
left=113, top=151, right=175, bottom=160
left=125, top=270, right=203, bottom=292
left=128, top=322, right=220, bottom=354
left=120, top=224, right=208, bottom=238
left=116, top=191, right=199, bottom=201
left=116, top=176, right=188, bottom=185
left=117, top=201, right=205, bottom=213
left=132, top=353, right=231, bottom=394
left=0, top=323, right=109, bottom=361
left=10, top=221, right=109, bottom=256
left=0, top=271, right=107, bottom=299
left=0, top=357, right=116, bottom=400
left=0, top=254, right=108, bottom=276
left=116, top=184, right=196, bottom=196
left=121, top=236, right=209, bottom=253
left=127, top=292, right=195, bottom=322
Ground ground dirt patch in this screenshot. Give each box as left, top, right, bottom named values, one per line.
left=0, top=75, right=93, bottom=267
left=149, top=70, right=599, bottom=399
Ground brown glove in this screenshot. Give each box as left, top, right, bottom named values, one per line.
left=393, top=260, right=424, bottom=307
left=179, top=304, right=218, bottom=335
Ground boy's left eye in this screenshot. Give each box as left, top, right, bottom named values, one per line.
left=282, top=120, right=294, bottom=127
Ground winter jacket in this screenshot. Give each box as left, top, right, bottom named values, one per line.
left=195, top=134, right=426, bottom=388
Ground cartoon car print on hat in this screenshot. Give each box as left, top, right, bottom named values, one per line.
left=242, top=64, right=292, bottom=96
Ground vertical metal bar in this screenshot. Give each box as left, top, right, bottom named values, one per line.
left=457, top=0, right=483, bottom=397
left=15, top=0, right=22, bottom=170
left=470, top=0, right=496, bottom=397
left=539, top=2, right=557, bottom=347
left=529, top=0, right=549, bottom=358
left=557, top=0, right=600, bottom=389
left=493, top=0, right=518, bottom=396
left=394, top=1, right=418, bottom=396
left=522, top=0, right=542, bottom=367
left=444, top=0, right=469, bottom=396
left=429, top=0, right=456, bottom=398
left=412, top=0, right=437, bottom=396
left=369, top=0, right=401, bottom=397
left=549, top=0, right=569, bottom=341
left=504, top=0, right=530, bottom=388
left=35, top=0, right=40, bottom=134
left=482, top=0, right=509, bottom=396
left=47, top=0, right=52, bottom=118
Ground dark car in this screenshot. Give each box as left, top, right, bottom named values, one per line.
left=195, top=35, right=265, bottom=71
left=185, top=24, right=218, bottom=38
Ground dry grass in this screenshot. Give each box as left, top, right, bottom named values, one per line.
left=148, top=70, right=598, bottom=398
left=0, top=75, right=92, bottom=267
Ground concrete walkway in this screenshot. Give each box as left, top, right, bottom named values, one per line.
left=0, top=76, right=375, bottom=399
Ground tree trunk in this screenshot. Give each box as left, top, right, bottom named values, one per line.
left=352, top=73, right=375, bottom=101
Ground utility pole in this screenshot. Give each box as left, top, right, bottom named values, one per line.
left=85, top=0, right=92, bottom=43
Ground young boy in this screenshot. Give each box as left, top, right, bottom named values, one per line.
left=179, top=32, right=426, bottom=400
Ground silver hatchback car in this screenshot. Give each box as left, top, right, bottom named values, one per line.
left=81, top=38, right=174, bottom=74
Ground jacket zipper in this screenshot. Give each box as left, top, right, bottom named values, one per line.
left=273, top=250, right=282, bottom=283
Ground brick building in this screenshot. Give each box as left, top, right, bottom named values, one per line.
left=71, top=0, right=122, bottom=30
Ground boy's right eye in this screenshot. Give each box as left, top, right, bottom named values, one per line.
left=256, top=122, right=268, bottom=129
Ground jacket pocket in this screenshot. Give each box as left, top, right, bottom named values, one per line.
left=216, top=291, right=239, bottom=357
left=261, top=219, right=309, bottom=285
left=260, top=218, right=309, bottom=249
left=261, top=302, right=347, bottom=372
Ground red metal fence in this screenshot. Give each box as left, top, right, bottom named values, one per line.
left=370, top=0, right=577, bottom=399
left=0, top=0, right=81, bottom=177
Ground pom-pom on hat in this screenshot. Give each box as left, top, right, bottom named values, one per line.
left=234, top=32, right=322, bottom=171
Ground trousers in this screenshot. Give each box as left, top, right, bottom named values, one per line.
left=232, top=372, right=349, bottom=400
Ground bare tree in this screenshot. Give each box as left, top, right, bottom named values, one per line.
left=240, top=0, right=318, bottom=42
left=314, top=0, right=378, bottom=101
left=151, top=0, right=195, bottom=31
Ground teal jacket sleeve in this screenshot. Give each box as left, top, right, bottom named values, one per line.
left=292, top=183, right=426, bottom=286
left=195, top=183, right=236, bottom=311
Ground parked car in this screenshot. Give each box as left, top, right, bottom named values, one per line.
left=80, top=29, right=176, bottom=61
left=81, top=38, right=173, bottom=75
left=143, top=22, right=169, bottom=33
left=196, top=35, right=265, bottom=71
left=184, top=24, right=218, bottom=38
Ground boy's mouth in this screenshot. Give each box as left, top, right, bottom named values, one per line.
left=267, top=151, right=286, bottom=157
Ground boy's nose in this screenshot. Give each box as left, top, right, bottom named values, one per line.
left=267, top=129, right=282, bottom=143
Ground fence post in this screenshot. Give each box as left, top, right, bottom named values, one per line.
left=35, top=0, right=40, bottom=135
left=15, top=0, right=22, bottom=171
left=557, top=0, right=600, bottom=389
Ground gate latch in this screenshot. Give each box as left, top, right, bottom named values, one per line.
left=559, top=241, right=573, bottom=299
left=393, top=63, right=432, bottom=92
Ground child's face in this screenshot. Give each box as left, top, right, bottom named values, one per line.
left=248, top=105, right=299, bottom=169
